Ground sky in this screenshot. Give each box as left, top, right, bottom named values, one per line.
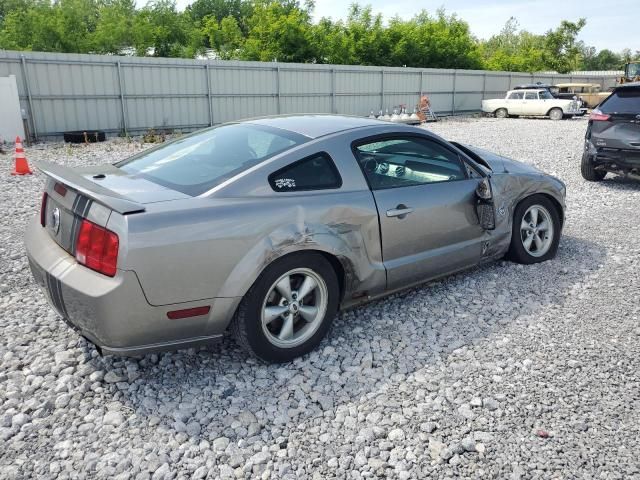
left=172, top=0, right=639, bottom=53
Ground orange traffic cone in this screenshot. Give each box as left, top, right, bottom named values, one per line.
left=11, top=136, right=32, bottom=175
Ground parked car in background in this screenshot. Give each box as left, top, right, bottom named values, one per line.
left=25, top=115, right=566, bottom=362
left=554, top=83, right=609, bottom=109
left=482, top=89, right=581, bottom=120
left=581, top=82, right=640, bottom=181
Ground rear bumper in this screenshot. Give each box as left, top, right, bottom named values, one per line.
left=24, top=217, right=240, bottom=356
left=584, top=141, right=640, bottom=173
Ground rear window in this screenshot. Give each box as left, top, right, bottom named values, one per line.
left=598, top=88, right=640, bottom=114
left=117, top=124, right=307, bottom=196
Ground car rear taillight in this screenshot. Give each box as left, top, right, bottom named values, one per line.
left=40, top=192, right=48, bottom=227
left=75, top=219, right=119, bottom=277
left=589, top=110, right=610, bottom=121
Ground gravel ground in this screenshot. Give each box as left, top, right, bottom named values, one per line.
left=1, top=117, right=640, bottom=479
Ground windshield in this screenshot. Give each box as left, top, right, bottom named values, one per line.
left=539, top=90, right=554, bottom=100
left=117, top=124, right=307, bottom=196
left=627, top=63, right=640, bottom=77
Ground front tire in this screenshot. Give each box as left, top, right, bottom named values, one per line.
left=506, top=195, right=561, bottom=264
left=581, top=151, right=606, bottom=181
left=549, top=108, right=563, bottom=121
left=230, top=252, right=339, bottom=363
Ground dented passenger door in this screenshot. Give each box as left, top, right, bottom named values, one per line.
left=353, top=134, right=487, bottom=290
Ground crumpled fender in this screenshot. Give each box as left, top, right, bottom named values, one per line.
left=215, top=204, right=386, bottom=303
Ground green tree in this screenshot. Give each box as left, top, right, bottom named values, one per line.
left=0, top=0, right=99, bottom=53
left=133, top=0, right=199, bottom=57
left=91, top=0, right=137, bottom=54
left=542, top=18, right=586, bottom=73
left=480, top=18, right=545, bottom=72
left=241, top=0, right=316, bottom=62
left=620, top=48, right=640, bottom=63
left=582, top=48, right=622, bottom=70
left=0, top=0, right=636, bottom=71
left=385, top=9, right=482, bottom=69
left=339, top=5, right=390, bottom=65
left=204, top=14, right=244, bottom=59
left=0, top=0, right=32, bottom=22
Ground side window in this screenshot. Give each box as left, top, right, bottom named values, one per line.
left=269, top=152, right=342, bottom=192
left=354, top=137, right=467, bottom=190
left=508, top=92, right=523, bottom=99
left=524, top=92, right=538, bottom=100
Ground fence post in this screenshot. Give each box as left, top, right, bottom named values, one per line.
left=451, top=69, right=457, bottom=115
left=205, top=64, right=213, bottom=126
left=275, top=66, right=281, bottom=115
left=482, top=72, right=487, bottom=100
left=331, top=68, right=336, bottom=114
left=420, top=70, right=424, bottom=96
left=116, top=61, right=127, bottom=135
left=20, top=54, right=37, bottom=141
left=380, top=69, right=385, bottom=112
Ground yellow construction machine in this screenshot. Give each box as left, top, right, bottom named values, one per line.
left=620, top=62, right=640, bottom=84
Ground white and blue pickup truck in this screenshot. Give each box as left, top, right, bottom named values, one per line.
left=482, top=89, right=581, bottom=120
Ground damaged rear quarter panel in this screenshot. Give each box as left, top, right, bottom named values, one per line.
left=123, top=192, right=385, bottom=308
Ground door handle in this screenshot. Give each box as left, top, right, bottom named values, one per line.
left=386, top=205, right=413, bottom=218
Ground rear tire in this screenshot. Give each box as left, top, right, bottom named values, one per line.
left=495, top=108, right=508, bottom=119
left=230, top=252, right=339, bottom=363
left=549, top=108, right=563, bottom=121
left=581, top=151, right=606, bottom=181
left=506, top=195, right=561, bottom=264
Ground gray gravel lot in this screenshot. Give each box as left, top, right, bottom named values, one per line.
left=1, top=117, right=640, bottom=479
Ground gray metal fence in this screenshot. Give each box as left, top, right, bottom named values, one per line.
left=0, top=50, right=619, bottom=140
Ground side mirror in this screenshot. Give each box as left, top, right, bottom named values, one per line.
left=475, top=178, right=496, bottom=230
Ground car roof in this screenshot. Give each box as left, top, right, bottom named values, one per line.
left=514, top=83, right=551, bottom=88
left=555, top=83, right=598, bottom=87
left=509, top=89, right=545, bottom=93
left=246, top=115, right=385, bottom=139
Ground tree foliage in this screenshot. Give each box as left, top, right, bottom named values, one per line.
left=0, top=0, right=635, bottom=72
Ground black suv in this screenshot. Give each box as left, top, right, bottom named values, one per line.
left=581, top=82, right=640, bottom=181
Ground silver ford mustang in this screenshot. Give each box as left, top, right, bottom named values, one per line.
left=25, top=115, right=566, bottom=362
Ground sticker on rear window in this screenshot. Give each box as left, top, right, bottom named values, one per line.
left=274, top=178, right=296, bottom=189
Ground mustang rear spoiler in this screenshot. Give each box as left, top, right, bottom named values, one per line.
left=35, top=161, right=146, bottom=214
